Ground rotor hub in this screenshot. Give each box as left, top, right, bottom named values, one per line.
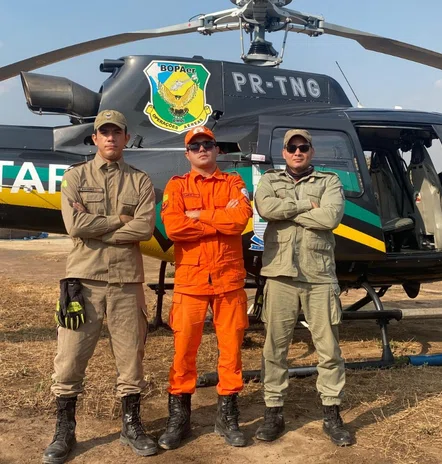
left=230, top=0, right=292, bottom=6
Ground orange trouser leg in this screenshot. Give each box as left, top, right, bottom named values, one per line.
left=212, top=288, right=249, bottom=396
left=168, top=293, right=210, bottom=395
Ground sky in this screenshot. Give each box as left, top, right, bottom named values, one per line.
left=1, top=1, right=442, bottom=130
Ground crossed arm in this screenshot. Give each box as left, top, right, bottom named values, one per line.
left=161, top=176, right=252, bottom=242
left=61, top=169, right=156, bottom=243
left=254, top=174, right=344, bottom=230
left=254, top=174, right=315, bottom=222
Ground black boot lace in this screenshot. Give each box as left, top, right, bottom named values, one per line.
left=324, top=405, right=344, bottom=427
left=223, top=396, right=240, bottom=429
left=166, top=397, right=187, bottom=430
left=53, top=409, right=72, bottom=440
left=263, top=407, right=279, bottom=425
left=126, top=405, right=146, bottom=438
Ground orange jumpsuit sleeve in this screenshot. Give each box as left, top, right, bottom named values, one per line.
left=199, top=176, right=252, bottom=235
left=161, top=178, right=217, bottom=241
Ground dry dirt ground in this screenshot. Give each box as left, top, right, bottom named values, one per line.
left=2, top=236, right=442, bottom=464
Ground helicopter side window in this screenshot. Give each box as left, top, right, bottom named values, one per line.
left=270, top=129, right=363, bottom=198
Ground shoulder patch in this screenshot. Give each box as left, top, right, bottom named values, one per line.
left=65, top=161, right=87, bottom=171
left=240, top=187, right=250, bottom=203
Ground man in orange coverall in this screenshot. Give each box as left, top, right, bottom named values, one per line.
left=159, top=126, right=253, bottom=450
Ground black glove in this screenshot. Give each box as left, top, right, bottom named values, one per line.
left=55, top=278, right=86, bottom=330
left=250, top=276, right=266, bottom=319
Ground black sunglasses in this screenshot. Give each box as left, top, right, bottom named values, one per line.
left=286, top=143, right=311, bottom=154
left=187, top=140, right=216, bottom=151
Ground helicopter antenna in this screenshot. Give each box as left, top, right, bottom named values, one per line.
left=336, top=61, right=363, bottom=108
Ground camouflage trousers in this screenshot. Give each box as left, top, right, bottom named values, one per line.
left=261, top=277, right=345, bottom=407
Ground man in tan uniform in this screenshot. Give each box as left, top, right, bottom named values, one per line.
left=254, top=129, right=351, bottom=446
left=43, top=110, right=157, bottom=464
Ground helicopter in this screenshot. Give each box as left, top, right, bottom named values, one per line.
left=2, top=0, right=442, bottom=363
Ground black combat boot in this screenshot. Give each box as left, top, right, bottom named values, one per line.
left=120, top=393, right=158, bottom=456
left=322, top=405, right=352, bottom=446
left=158, top=393, right=192, bottom=450
left=42, top=396, right=77, bottom=464
left=214, top=394, right=246, bottom=447
left=255, top=406, right=285, bottom=441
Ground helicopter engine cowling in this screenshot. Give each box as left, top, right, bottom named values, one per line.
left=20, top=72, right=101, bottom=118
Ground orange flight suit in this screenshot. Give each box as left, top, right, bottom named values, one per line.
left=161, top=168, right=253, bottom=395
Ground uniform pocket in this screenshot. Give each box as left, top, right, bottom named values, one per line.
left=118, top=194, right=139, bottom=216
left=304, top=184, right=324, bottom=200
left=260, top=283, right=269, bottom=324
left=274, top=184, right=295, bottom=200
left=183, top=197, right=202, bottom=211
left=175, top=242, right=200, bottom=265
left=80, top=192, right=104, bottom=214
left=302, top=230, right=333, bottom=274
left=214, top=196, right=229, bottom=209
left=169, top=293, right=183, bottom=331
left=140, top=303, right=149, bottom=343
left=330, top=283, right=342, bottom=325
left=236, top=289, right=249, bottom=330
left=262, top=227, right=292, bottom=267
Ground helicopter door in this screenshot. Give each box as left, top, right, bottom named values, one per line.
left=406, top=125, right=442, bottom=249
left=255, top=115, right=386, bottom=262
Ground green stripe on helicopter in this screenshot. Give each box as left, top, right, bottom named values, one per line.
left=315, top=166, right=361, bottom=192
left=344, top=201, right=382, bottom=228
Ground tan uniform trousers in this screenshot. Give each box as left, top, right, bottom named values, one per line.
left=51, top=280, right=148, bottom=398
left=262, top=277, right=345, bottom=407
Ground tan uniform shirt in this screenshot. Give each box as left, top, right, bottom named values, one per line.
left=255, top=169, right=344, bottom=283
left=61, top=154, right=156, bottom=283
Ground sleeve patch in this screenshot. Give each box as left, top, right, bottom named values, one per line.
left=241, top=187, right=251, bottom=203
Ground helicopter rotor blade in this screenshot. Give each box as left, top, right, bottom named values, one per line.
left=322, top=22, right=442, bottom=71
left=0, top=20, right=204, bottom=82
left=2, top=0, right=442, bottom=80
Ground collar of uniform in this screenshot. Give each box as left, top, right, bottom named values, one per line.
left=189, top=166, right=226, bottom=181
left=93, top=153, right=125, bottom=170
left=283, top=166, right=318, bottom=180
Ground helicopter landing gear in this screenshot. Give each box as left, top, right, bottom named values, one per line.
left=197, top=281, right=402, bottom=388
left=147, top=261, right=171, bottom=331
left=345, top=282, right=394, bottom=364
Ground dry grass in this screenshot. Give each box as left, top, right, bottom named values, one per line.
left=3, top=276, right=442, bottom=463
left=344, top=367, right=442, bottom=464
